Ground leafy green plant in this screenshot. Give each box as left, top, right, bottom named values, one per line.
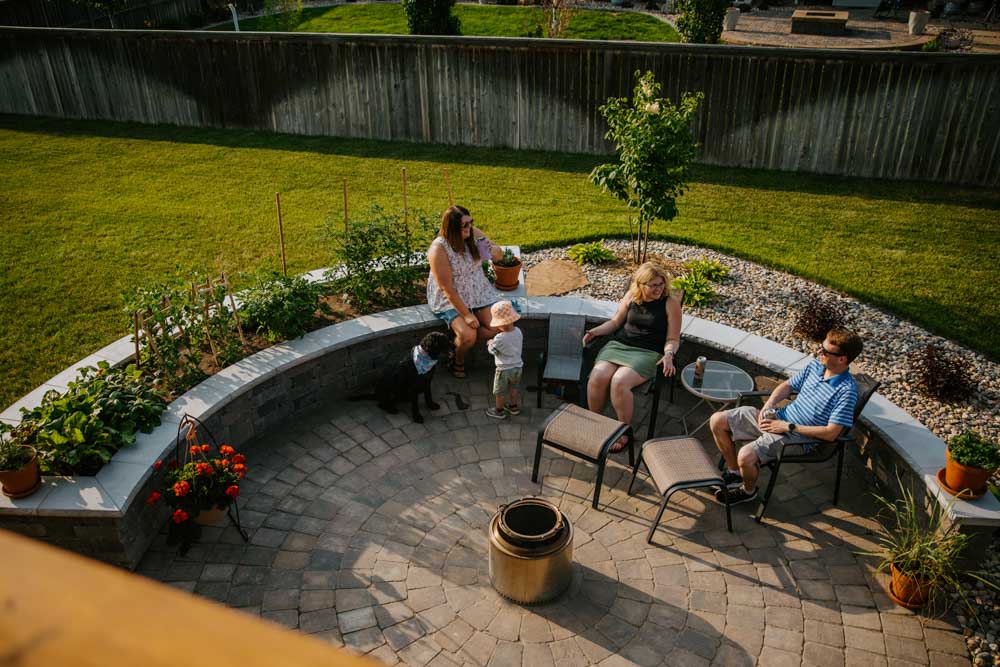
left=15, top=363, right=167, bottom=476
left=590, top=71, right=701, bottom=264
left=494, top=247, right=521, bottom=268
left=0, top=433, right=33, bottom=471
left=910, top=344, right=974, bottom=402
left=684, top=256, right=728, bottom=282
left=793, top=295, right=847, bottom=343
left=859, top=477, right=995, bottom=616
left=567, top=240, right=617, bottom=265
left=671, top=271, right=716, bottom=307
left=239, top=270, right=330, bottom=343
left=675, top=0, right=729, bottom=43
left=402, top=0, right=460, bottom=34
left=326, top=205, right=437, bottom=310
left=921, top=36, right=940, bottom=52
left=948, top=431, right=1000, bottom=471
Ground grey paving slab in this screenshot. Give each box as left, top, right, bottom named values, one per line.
left=143, top=365, right=967, bottom=667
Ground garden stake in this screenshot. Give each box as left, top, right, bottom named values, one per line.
left=402, top=167, right=410, bottom=248
left=194, top=279, right=219, bottom=366
left=219, top=272, right=247, bottom=347
left=343, top=178, right=349, bottom=234
left=132, top=311, right=141, bottom=368
left=444, top=168, right=453, bottom=205
left=141, top=312, right=163, bottom=366
left=275, top=192, right=287, bottom=276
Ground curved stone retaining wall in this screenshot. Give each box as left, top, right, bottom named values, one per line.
left=1, top=296, right=996, bottom=568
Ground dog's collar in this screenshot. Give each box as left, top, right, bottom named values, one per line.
left=412, top=345, right=438, bottom=375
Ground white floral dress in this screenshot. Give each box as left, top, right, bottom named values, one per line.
left=426, top=236, right=499, bottom=314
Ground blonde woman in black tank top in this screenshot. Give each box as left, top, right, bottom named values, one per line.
left=583, top=262, right=682, bottom=452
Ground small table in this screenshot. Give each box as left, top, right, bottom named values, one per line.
left=679, top=360, right=754, bottom=437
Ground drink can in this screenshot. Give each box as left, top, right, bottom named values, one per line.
left=763, top=407, right=777, bottom=420
left=694, top=356, right=707, bottom=379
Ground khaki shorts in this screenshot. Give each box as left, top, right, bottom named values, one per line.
left=493, top=368, right=522, bottom=395
left=726, top=406, right=814, bottom=465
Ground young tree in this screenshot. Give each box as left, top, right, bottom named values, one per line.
left=675, top=0, right=729, bottom=43
left=402, top=0, right=461, bottom=35
left=262, top=0, right=303, bottom=32
left=589, top=71, right=701, bottom=265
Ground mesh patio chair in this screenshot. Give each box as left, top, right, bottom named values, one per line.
left=535, top=314, right=588, bottom=408
left=726, top=372, right=880, bottom=523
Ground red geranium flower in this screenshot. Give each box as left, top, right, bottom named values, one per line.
left=146, top=491, right=161, bottom=505
left=232, top=454, right=246, bottom=464
left=153, top=460, right=163, bottom=471
left=195, top=462, right=214, bottom=476
left=232, top=463, right=247, bottom=478
left=189, top=445, right=201, bottom=456
left=172, top=509, right=189, bottom=524
left=225, top=484, right=240, bottom=499
left=219, top=445, right=235, bottom=457
left=219, top=458, right=230, bottom=468
left=200, top=444, right=211, bottom=453
left=173, top=480, right=191, bottom=497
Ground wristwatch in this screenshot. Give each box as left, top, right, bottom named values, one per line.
left=788, top=423, right=797, bottom=433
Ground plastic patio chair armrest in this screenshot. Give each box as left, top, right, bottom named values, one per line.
left=735, top=390, right=772, bottom=408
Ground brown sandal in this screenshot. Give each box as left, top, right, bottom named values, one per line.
left=449, top=359, right=466, bottom=379
left=608, top=435, right=629, bottom=453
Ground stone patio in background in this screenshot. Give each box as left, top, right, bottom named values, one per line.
left=138, top=363, right=971, bottom=667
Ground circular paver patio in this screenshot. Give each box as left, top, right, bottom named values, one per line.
left=139, top=365, right=971, bottom=666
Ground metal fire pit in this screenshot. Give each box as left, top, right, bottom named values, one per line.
left=488, top=498, right=573, bottom=604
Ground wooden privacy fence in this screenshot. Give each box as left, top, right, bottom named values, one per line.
left=0, top=0, right=210, bottom=29
left=1, top=27, right=997, bottom=186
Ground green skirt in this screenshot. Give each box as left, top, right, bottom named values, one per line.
left=594, top=340, right=661, bottom=380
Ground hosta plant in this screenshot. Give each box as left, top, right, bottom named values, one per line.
left=567, top=240, right=617, bottom=266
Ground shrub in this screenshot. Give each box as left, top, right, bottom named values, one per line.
left=15, top=363, right=167, bottom=476
left=675, top=0, right=729, bottom=43
left=793, top=295, right=847, bottom=343
left=672, top=271, right=716, bottom=307
left=402, top=0, right=460, bottom=34
left=327, top=205, right=437, bottom=310
left=589, top=71, right=700, bottom=265
left=683, top=256, right=728, bottom=282
left=948, top=432, right=999, bottom=471
left=261, top=0, right=303, bottom=31
left=910, top=344, right=974, bottom=402
left=239, top=270, right=330, bottom=343
left=567, top=240, right=617, bottom=265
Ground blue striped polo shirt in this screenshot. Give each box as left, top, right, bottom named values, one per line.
left=776, top=359, right=858, bottom=429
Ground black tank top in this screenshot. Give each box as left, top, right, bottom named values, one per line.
left=614, top=296, right=669, bottom=353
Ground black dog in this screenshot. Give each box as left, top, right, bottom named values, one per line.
left=370, top=331, right=453, bottom=423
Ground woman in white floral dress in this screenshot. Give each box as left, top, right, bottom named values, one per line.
left=427, top=205, right=505, bottom=378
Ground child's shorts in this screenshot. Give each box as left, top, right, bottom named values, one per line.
left=493, top=368, right=522, bottom=395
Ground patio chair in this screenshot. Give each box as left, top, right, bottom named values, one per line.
left=728, top=372, right=880, bottom=523
left=535, top=314, right=587, bottom=408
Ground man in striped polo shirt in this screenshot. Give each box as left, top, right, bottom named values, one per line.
left=709, top=328, right=864, bottom=505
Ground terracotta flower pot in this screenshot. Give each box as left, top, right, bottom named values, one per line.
left=195, top=505, right=227, bottom=526
left=492, top=260, right=522, bottom=292
left=0, top=447, right=42, bottom=499
left=890, top=564, right=932, bottom=609
left=944, top=448, right=994, bottom=495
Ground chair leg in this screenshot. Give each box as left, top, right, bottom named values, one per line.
left=754, top=461, right=781, bottom=523
left=536, top=370, right=543, bottom=409
left=593, top=457, right=607, bottom=509
left=627, top=454, right=646, bottom=496
left=627, top=428, right=636, bottom=468
left=833, top=440, right=845, bottom=505
left=646, top=492, right=672, bottom=544
left=647, top=383, right=661, bottom=441
left=669, top=374, right=675, bottom=403
left=531, top=435, right=544, bottom=483
left=721, top=485, right=732, bottom=532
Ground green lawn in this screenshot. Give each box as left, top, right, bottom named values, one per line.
left=2, top=115, right=998, bottom=411
left=215, top=3, right=681, bottom=42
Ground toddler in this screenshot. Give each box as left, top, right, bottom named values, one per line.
left=485, top=301, right=523, bottom=420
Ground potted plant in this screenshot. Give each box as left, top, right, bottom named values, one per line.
left=944, top=431, right=1000, bottom=497
left=492, top=248, right=522, bottom=291
left=860, top=480, right=992, bottom=612
left=147, top=441, right=246, bottom=541
left=0, top=428, right=42, bottom=499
